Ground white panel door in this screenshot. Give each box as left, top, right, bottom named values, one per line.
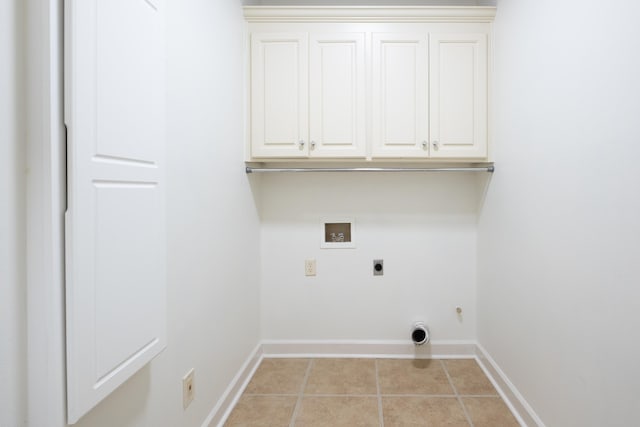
left=65, top=0, right=166, bottom=423
left=372, top=33, right=428, bottom=158
left=429, top=33, right=488, bottom=159
left=309, top=33, right=366, bottom=158
left=251, top=33, right=309, bottom=158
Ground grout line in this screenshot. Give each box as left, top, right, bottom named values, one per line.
left=375, top=359, right=384, bottom=427
left=441, top=359, right=474, bottom=427
left=245, top=392, right=498, bottom=398
left=297, top=393, right=380, bottom=398
left=245, top=392, right=499, bottom=397
left=288, top=358, right=313, bottom=427
left=243, top=393, right=301, bottom=397
left=458, top=394, right=501, bottom=398
left=379, top=394, right=459, bottom=398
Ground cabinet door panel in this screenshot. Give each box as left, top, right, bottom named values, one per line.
left=430, top=33, right=487, bottom=158
left=251, top=33, right=308, bottom=157
left=372, top=33, right=428, bottom=158
left=309, top=33, right=366, bottom=158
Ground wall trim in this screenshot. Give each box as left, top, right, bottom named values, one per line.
left=204, top=340, right=545, bottom=427
left=26, top=0, right=67, bottom=425
left=202, top=343, right=263, bottom=427
left=475, top=344, right=545, bottom=427
left=261, top=339, right=477, bottom=359
left=243, top=6, right=497, bottom=23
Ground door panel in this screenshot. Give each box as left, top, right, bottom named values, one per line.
left=94, top=184, right=163, bottom=379
left=309, top=33, right=366, bottom=158
left=65, top=0, right=166, bottom=423
left=251, top=33, right=308, bottom=157
left=372, top=33, right=428, bottom=158
left=95, top=0, right=164, bottom=162
left=430, top=33, right=487, bottom=158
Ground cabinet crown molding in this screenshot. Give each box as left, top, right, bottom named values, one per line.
left=243, top=6, right=496, bottom=23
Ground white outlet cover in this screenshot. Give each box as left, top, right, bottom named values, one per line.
left=182, top=368, right=195, bottom=409
left=305, top=259, right=316, bottom=276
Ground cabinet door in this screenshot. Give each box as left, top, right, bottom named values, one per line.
left=251, top=33, right=308, bottom=158
left=372, top=33, right=429, bottom=158
left=429, top=33, right=488, bottom=159
left=309, top=33, right=366, bottom=158
left=65, top=0, right=166, bottom=422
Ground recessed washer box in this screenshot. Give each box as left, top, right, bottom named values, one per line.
left=321, top=218, right=355, bottom=249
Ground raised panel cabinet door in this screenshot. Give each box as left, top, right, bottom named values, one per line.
left=309, top=33, right=366, bottom=158
left=429, top=33, right=488, bottom=159
left=372, top=33, right=429, bottom=158
left=65, top=0, right=166, bottom=423
left=251, top=33, right=309, bottom=158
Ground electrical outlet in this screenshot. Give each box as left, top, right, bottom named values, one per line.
left=305, top=259, right=316, bottom=276
left=182, top=368, right=195, bottom=409
left=373, top=259, right=383, bottom=276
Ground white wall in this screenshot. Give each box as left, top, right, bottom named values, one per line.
left=0, top=0, right=27, bottom=425
left=71, top=0, right=261, bottom=425
left=478, top=0, right=640, bottom=425
left=248, top=0, right=493, bottom=344
left=260, top=173, right=483, bottom=342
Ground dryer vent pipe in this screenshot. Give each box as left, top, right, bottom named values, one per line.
left=411, top=322, right=430, bottom=346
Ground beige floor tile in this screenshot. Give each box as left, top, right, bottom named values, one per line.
left=244, top=358, right=309, bottom=394
left=378, top=359, right=454, bottom=395
left=294, top=396, right=380, bottom=427
left=443, top=359, right=497, bottom=396
left=462, top=397, right=519, bottom=427
left=305, top=359, right=377, bottom=395
left=382, top=397, right=470, bottom=427
left=224, top=395, right=297, bottom=427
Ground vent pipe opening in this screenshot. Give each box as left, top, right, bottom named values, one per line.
left=411, top=322, right=430, bottom=346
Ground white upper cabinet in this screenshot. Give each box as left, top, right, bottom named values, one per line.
left=429, top=33, right=488, bottom=159
left=309, top=33, right=366, bottom=158
left=251, top=33, right=308, bottom=158
left=250, top=32, right=366, bottom=158
left=245, top=6, right=495, bottom=162
left=372, top=33, right=429, bottom=158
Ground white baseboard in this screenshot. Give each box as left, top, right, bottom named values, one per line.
left=475, top=343, right=545, bottom=427
left=203, top=340, right=544, bottom=427
left=202, top=343, right=263, bottom=427
left=262, top=339, right=477, bottom=359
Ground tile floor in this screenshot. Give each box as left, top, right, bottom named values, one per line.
left=224, top=358, right=520, bottom=426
